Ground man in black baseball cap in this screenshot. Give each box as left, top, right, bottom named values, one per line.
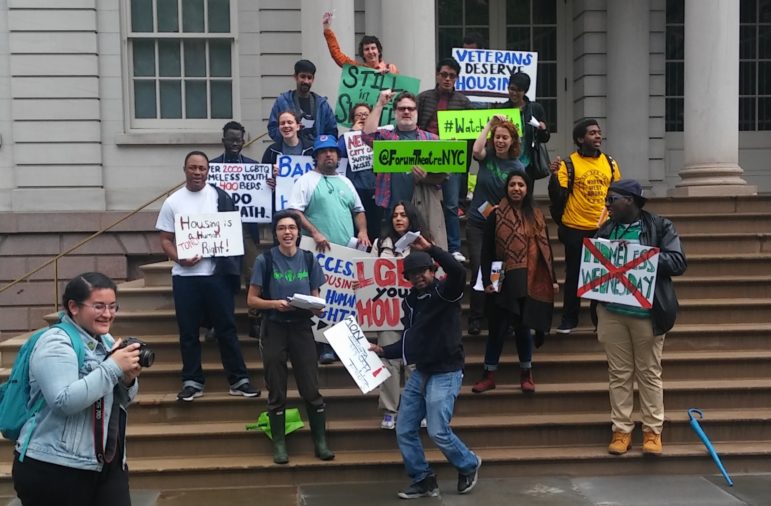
left=370, top=235, right=481, bottom=499
left=595, top=179, right=686, bottom=457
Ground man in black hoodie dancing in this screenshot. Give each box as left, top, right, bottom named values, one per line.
left=371, top=236, right=481, bottom=499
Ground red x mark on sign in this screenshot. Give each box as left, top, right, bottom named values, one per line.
left=576, top=238, right=659, bottom=309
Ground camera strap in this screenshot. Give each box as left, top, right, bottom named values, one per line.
left=93, top=393, right=124, bottom=464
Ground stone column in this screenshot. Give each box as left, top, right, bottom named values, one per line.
left=301, top=0, right=355, bottom=107
left=673, top=0, right=756, bottom=196
left=380, top=0, right=436, bottom=89
left=606, top=0, right=650, bottom=185
left=364, top=0, right=382, bottom=39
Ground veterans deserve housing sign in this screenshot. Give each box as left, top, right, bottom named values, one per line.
left=208, top=163, right=272, bottom=223
left=373, top=140, right=468, bottom=173
left=451, top=48, right=538, bottom=103
left=323, top=316, right=391, bottom=394
left=577, top=238, right=660, bottom=309
left=436, top=108, right=523, bottom=140
left=174, top=211, right=244, bottom=260
left=335, top=64, right=420, bottom=128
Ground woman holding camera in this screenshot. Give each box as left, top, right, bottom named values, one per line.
left=12, top=272, right=142, bottom=506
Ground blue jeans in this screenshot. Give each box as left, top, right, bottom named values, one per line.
left=442, top=173, right=461, bottom=253
left=484, top=306, right=533, bottom=369
left=172, top=275, right=250, bottom=390
left=396, top=369, right=478, bottom=483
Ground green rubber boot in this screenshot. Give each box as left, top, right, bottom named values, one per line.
left=307, top=404, right=335, bottom=461
left=268, top=410, right=289, bottom=464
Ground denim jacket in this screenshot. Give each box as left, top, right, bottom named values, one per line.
left=16, top=314, right=138, bottom=471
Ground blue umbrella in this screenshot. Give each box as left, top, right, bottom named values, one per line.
left=688, top=408, right=733, bottom=486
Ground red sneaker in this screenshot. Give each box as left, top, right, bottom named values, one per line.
left=472, top=371, right=496, bottom=393
left=520, top=369, right=535, bottom=393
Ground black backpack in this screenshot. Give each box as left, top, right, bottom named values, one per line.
left=548, top=153, right=616, bottom=225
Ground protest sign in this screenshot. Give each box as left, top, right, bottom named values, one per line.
left=451, top=48, right=538, bottom=103
left=323, top=315, right=391, bottom=394
left=436, top=108, right=523, bottom=140
left=353, top=256, right=412, bottom=330
left=207, top=163, right=272, bottom=223
left=335, top=64, right=421, bottom=128
left=173, top=211, right=244, bottom=260
left=577, top=238, right=660, bottom=309
left=300, top=236, right=373, bottom=340
left=343, top=130, right=375, bottom=172
left=373, top=140, right=467, bottom=173
left=275, top=155, right=314, bottom=211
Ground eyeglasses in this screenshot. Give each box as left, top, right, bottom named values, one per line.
left=79, top=302, right=120, bottom=314
left=276, top=225, right=298, bottom=232
left=439, top=72, right=458, bottom=80
left=396, top=106, right=416, bottom=112
left=353, top=112, right=369, bottom=119
left=605, top=195, right=626, bottom=205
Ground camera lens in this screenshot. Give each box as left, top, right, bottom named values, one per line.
left=139, top=349, right=155, bottom=368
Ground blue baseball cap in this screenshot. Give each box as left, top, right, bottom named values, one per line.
left=313, top=135, right=341, bottom=157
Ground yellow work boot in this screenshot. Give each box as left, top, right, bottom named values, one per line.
left=643, top=431, right=663, bottom=455
left=608, top=430, right=632, bottom=455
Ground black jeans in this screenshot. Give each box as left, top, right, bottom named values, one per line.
left=557, top=224, right=598, bottom=326
left=13, top=447, right=130, bottom=506
left=263, top=318, right=324, bottom=412
left=172, top=274, right=250, bottom=389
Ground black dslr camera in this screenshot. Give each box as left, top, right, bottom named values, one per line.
left=117, top=337, right=155, bottom=368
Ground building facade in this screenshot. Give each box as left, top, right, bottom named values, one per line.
left=0, top=0, right=765, bottom=331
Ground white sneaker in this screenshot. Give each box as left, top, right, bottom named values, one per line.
left=452, top=251, right=467, bottom=262
left=381, top=413, right=396, bottom=430
left=420, top=418, right=427, bottom=428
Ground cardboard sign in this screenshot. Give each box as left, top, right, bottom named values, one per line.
left=335, top=64, right=421, bottom=128
left=323, top=315, right=391, bottom=394
left=436, top=108, right=523, bottom=140
left=451, top=48, right=538, bottom=103
left=373, top=140, right=467, bottom=173
left=353, top=256, right=412, bottom=330
left=173, top=211, right=244, bottom=260
left=207, top=163, right=272, bottom=223
left=577, top=238, right=660, bottom=309
left=300, top=236, right=373, bottom=341
left=275, top=155, right=314, bottom=211
left=343, top=130, right=375, bottom=173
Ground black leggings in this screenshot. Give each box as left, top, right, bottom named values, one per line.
left=12, top=447, right=130, bottom=506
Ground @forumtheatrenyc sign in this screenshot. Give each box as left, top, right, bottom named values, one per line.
left=577, top=238, right=660, bottom=309
left=174, top=211, right=244, bottom=260
left=372, top=140, right=467, bottom=173
left=451, top=48, right=538, bottom=103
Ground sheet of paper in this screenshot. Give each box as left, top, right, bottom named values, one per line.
left=472, top=261, right=503, bottom=292
left=288, top=293, right=326, bottom=310
left=394, top=231, right=420, bottom=253
left=323, top=316, right=391, bottom=394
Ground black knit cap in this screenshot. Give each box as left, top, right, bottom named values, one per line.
left=402, top=251, right=434, bottom=276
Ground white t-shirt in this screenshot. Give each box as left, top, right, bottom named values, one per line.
left=288, top=171, right=365, bottom=247
left=155, top=185, right=218, bottom=277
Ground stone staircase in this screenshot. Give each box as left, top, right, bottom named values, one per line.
left=1, top=196, right=771, bottom=496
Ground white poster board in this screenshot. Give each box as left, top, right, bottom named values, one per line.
left=173, top=211, right=244, bottom=260
left=451, top=48, right=538, bottom=103
left=207, top=163, right=273, bottom=223
left=300, top=236, right=373, bottom=341
left=577, top=238, right=660, bottom=309
left=353, top=256, right=411, bottom=331
left=275, top=155, right=314, bottom=211
left=323, top=315, right=391, bottom=394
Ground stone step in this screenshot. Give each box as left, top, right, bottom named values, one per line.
left=3, top=408, right=764, bottom=461
left=7, top=348, right=761, bottom=394
left=121, top=378, right=771, bottom=425
left=3, top=441, right=768, bottom=492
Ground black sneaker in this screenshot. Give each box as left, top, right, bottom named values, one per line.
left=177, top=386, right=203, bottom=402
left=397, top=474, right=439, bottom=499
left=457, top=456, right=481, bottom=494
left=229, top=383, right=260, bottom=397
left=468, top=318, right=481, bottom=336
left=555, top=321, right=576, bottom=334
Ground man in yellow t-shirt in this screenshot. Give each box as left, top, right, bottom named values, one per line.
left=548, top=118, right=620, bottom=333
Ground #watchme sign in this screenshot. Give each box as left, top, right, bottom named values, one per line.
left=577, top=238, right=659, bottom=309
